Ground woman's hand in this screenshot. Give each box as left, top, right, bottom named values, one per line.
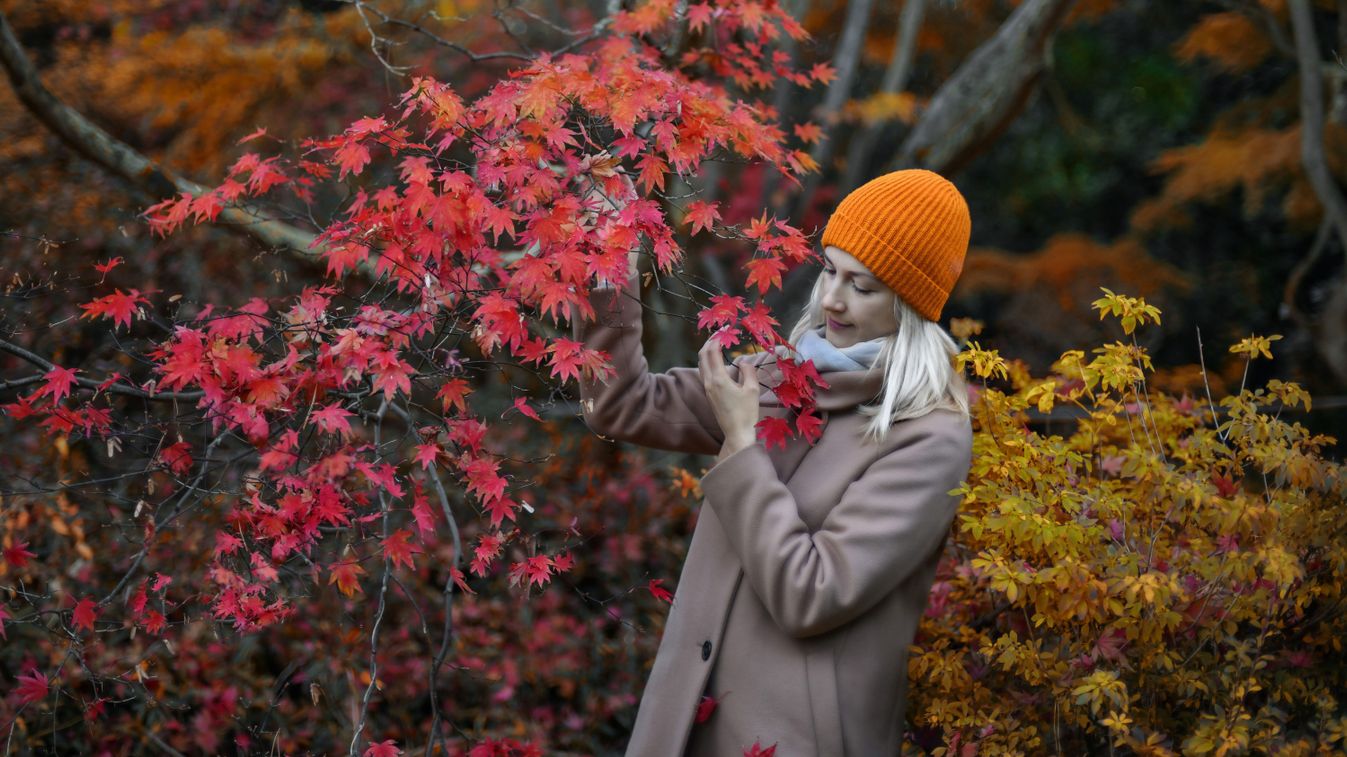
left=698, top=340, right=760, bottom=461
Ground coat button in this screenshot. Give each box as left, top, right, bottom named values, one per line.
left=701, top=640, right=712, bottom=661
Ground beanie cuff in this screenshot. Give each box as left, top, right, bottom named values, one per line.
left=821, top=209, right=948, bottom=322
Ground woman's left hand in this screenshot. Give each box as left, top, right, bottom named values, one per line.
left=698, top=339, right=760, bottom=461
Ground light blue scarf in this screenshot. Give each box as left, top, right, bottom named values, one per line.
left=786, top=327, right=885, bottom=372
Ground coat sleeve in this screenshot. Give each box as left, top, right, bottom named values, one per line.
left=571, top=279, right=729, bottom=455
left=699, top=413, right=972, bottom=638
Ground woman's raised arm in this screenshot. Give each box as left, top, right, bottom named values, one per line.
left=571, top=278, right=730, bottom=455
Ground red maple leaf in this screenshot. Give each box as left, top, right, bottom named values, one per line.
left=93, top=256, right=124, bottom=276
left=35, top=365, right=79, bottom=404
left=793, top=122, right=824, bottom=144
left=80, top=289, right=149, bottom=329
left=413, top=443, right=442, bottom=470
left=382, top=530, right=423, bottom=571
left=3, top=541, right=36, bottom=570
left=312, top=404, right=355, bottom=437
left=741, top=302, right=780, bottom=345
left=683, top=200, right=721, bottom=236
left=141, top=610, right=166, bottom=635
left=687, top=2, right=714, bottom=32
left=329, top=561, right=367, bottom=597
left=462, top=457, right=508, bottom=503
left=436, top=378, right=472, bottom=415
left=744, top=257, right=787, bottom=294
left=72, top=598, right=98, bottom=633
left=1212, top=474, right=1240, bottom=498
left=743, top=741, right=777, bottom=757
left=755, top=416, right=792, bottom=450
left=507, top=397, right=541, bottom=421
left=483, top=495, right=518, bottom=527
left=510, top=555, right=553, bottom=588
left=647, top=578, right=673, bottom=603
left=548, top=338, right=586, bottom=383
left=697, top=294, right=745, bottom=330
left=795, top=408, right=824, bottom=444
left=363, top=739, right=401, bottom=757
left=694, top=694, right=718, bottom=723
left=471, top=533, right=503, bottom=576
left=809, top=61, right=837, bottom=84
left=14, top=669, right=49, bottom=706
left=410, top=482, right=437, bottom=539
left=158, top=441, right=193, bottom=476
left=335, top=139, right=372, bottom=179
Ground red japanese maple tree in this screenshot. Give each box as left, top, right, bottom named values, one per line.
left=1, top=2, right=832, bottom=753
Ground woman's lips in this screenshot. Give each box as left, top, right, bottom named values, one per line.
left=827, top=318, right=850, bottom=330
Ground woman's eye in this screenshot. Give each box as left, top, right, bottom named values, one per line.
left=853, top=286, right=872, bottom=294
left=823, top=267, right=835, bottom=277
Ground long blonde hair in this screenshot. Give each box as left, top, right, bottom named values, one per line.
left=787, top=271, right=969, bottom=444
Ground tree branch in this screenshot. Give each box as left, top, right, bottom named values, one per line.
left=0, top=11, right=320, bottom=258
left=891, top=0, right=1077, bottom=174
left=0, top=338, right=203, bottom=401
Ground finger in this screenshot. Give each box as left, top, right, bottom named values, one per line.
left=740, top=362, right=759, bottom=390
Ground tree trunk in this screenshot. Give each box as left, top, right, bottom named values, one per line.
left=789, top=0, right=878, bottom=220
left=839, top=0, right=927, bottom=195
left=0, top=11, right=321, bottom=259
left=1288, top=0, right=1347, bottom=385
left=890, top=0, right=1076, bottom=174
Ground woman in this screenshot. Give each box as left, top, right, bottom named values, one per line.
left=574, top=169, right=973, bottom=755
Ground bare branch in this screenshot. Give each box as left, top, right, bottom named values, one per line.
left=338, top=0, right=537, bottom=63
left=0, top=11, right=321, bottom=258
left=0, top=338, right=203, bottom=401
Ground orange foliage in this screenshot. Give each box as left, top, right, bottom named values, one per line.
left=1130, top=124, right=1347, bottom=230
left=1174, top=12, right=1273, bottom=73
left=958, top=233, right=1189, bottom=312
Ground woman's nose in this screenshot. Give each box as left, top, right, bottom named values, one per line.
left=822, top=284, right=844, bottom=312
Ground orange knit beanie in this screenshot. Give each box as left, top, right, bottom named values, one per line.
left=820, top=169, right=971, bottom=322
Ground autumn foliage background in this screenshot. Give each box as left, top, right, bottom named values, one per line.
left=1, top=0, right=1346, bottom=755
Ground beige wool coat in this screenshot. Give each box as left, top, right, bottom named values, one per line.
left=574, top=282, right=973, bottom=756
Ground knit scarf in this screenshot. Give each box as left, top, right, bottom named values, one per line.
left=786, top=327, right=885, bottom=372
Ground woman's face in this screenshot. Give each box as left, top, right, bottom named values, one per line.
left=819, top=245, right=899, bottom=348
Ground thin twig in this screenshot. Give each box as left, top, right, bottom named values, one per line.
left=0, top=338, right=203, bottom=401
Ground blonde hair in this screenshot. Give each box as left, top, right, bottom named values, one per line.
left=787, top=271, right=969, bottom=444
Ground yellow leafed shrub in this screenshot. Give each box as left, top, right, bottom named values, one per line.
left=906, top=290, right=1347, bottom=755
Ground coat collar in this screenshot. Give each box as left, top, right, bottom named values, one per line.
left=747, top=352, right=884, bottom=411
